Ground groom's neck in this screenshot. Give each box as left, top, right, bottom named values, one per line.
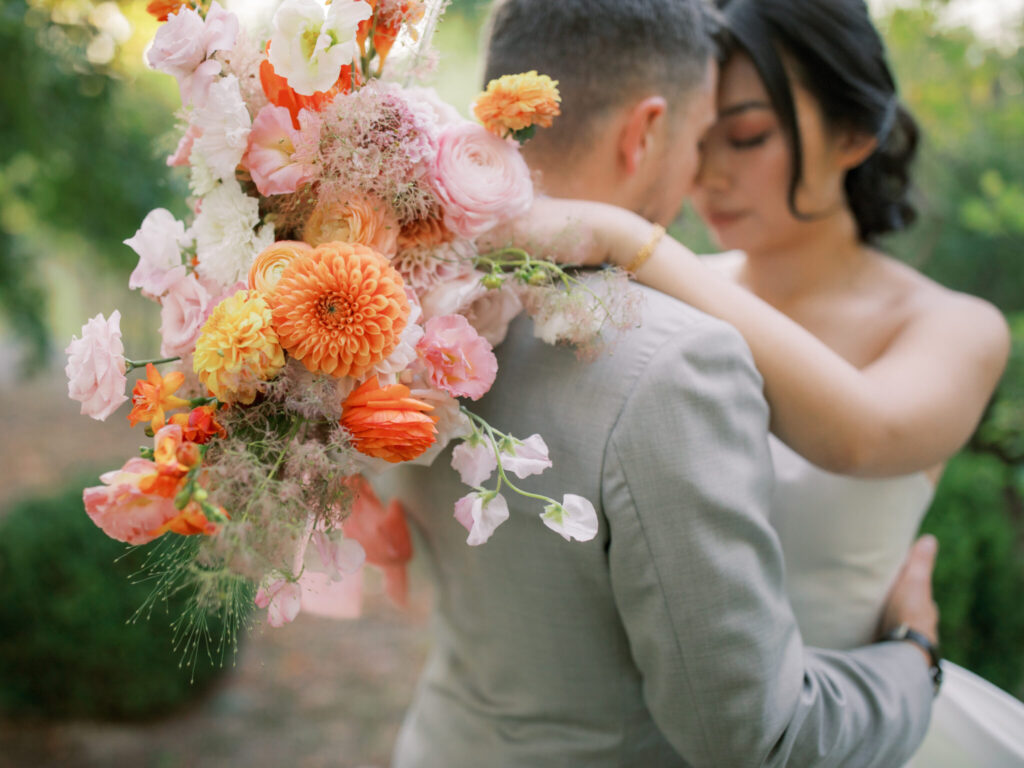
left=527, top=152, right=622, bottom=208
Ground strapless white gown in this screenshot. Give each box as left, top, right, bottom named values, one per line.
left=769, top=435, right=1024, bottom=767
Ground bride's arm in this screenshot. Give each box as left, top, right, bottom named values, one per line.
left=525, top=200, right=1011, bottom=477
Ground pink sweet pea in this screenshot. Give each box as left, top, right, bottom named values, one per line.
left=540, top=494, right=599, bottom=543
left=82, top=457, right=180, bottom=544
left=125, top=209, right=189, bottom=298
left=453, top=491, right=509, bottom=546
left=451, top=438, right=497, bottom=487
left=500, top=434, right=552, bottom=479
left=432, top=122, right=534, bottom=239
left=65, top=310, right=129, bottom=421
left=255, top=578, right=303, bottom=627
left=160, top=273, right=212, bottom=358
left=242, top=105, right=317, bottom=196
left=416, top=314, right=498, bottom=401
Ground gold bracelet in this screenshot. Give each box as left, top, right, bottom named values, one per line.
left=625, top=224, right=665, bottom=276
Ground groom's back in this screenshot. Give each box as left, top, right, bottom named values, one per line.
left=387, top=287, right=758, bottom=767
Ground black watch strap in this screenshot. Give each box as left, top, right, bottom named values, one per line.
left=884, top=623, right=943, bottom=695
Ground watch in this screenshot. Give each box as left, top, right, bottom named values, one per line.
left=884, top=623, right=943, bottom=695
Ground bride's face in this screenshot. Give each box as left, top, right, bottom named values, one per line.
left=692, top=53, right=851, bottom=255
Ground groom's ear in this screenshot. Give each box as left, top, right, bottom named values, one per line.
left=618, top=96, right=668, bottom=176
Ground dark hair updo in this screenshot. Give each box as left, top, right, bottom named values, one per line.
left=718, top=0, right=919, bottom=243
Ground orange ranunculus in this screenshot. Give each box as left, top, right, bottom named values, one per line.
left=397, top=213, right=453, bottom=251
left=302, top=195, right=399, bottom=258
left=146, top=0, right=190, bottom=21
left=357, top=1, right=426, bottom=69
left=169, top=405, right=227, bottom=444
left=128, top=363, right=191, bottom=429
left=249, top=240, right=313, bottom=298
left=341, top=377, right=437, bottom=463
left=474, top=71, right=562, bottom=139
left=149, top=501, right=223, bottom=538
left=269, top=242, right=410, bottom=378
left=260, top=50, right=354, bottom=130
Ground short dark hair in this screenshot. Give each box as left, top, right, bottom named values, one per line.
left=720, top=0, right=919, bottom=242
left=483, top=0, right=718, bottom=156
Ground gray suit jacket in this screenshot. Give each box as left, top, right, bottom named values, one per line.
left=387, top=284, right=932, bottom=767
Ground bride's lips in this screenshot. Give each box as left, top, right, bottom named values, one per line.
left=705, top=210, right=749, bottom=229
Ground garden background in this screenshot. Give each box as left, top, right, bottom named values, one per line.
left=0, top=0, right=1022, bottom=766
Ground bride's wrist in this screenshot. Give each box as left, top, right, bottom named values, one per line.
left=601, top=208, right=657, bottom=269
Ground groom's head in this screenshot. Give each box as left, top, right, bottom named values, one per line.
left=484, top=0, right=719, bottom=225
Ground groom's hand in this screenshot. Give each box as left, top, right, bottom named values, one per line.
left=878, top=535, right=940, bottom=660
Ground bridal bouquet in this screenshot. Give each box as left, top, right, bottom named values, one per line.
left=63, top=0, right=639, bottom=649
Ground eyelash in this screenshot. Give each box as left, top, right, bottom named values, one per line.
left=729, top=131, right=772, bottom=150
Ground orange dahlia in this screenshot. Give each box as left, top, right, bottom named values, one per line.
left=269, top=242, right=410, bottom=378
left=302, top=195, right=399, bottom=258
left=341, top=376, right=437, bottom=463
left=249, top=240, right=312, bottom=299
left=193, top=290, right=286, bottom=404
left=474, top=71, right=562, bottom=140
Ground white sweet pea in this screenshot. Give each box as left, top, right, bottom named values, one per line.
left=541, top=494, right=599, bottom=542
left=451, top=437, right=498, bottom=488
left=125, top=208, right=190, bottom=298
left=268, top=0, right=372, bottom=96
left=192, top=76, right=252, bottom=184
left=193, top=181, right=275, bottom=290
left=305, top=530, right=365, bottom=581
left=454, top=491, right=509, bottom=546
left=500, top=434, right=552, bottom=479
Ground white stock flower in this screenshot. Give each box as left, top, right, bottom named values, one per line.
left=500, top=434, right=552, bottom=479
left=268, top=0, right=372, bottom=96
left=541, top=494, right=599, bottom=543
left=193, top=182, right=275, bottom=290
left=192, top=76, right=252, bottom=184
left=125, top=208, right=190, bottom=298
left=454, top=492, right=509, bottom=546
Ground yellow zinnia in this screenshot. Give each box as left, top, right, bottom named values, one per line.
left=193, top=290, right=285, bottom=404
left=473, top=71, right=561, bottom=140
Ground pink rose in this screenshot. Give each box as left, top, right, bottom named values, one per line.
left=160, top=273, right=213, bottom=359
left=126, top=209, right=189, bottom=298
left=243, top=105, right=316, bottom=196
left=466, top=285, right=523, bottom=346
left=433, top=122, right=534, bottom=239
left=451, top=438, right=497, bottom=487
left=454, top=491, right=509, bottom=546
left=254, top=578, right=303, bottom=627
left=416, top=314, right=498, bottom=401
left=65, top=310, right=129, bottom=421
left=83, top=457, right=180, bottom=544
left=146, top=2, right=238, bottom=107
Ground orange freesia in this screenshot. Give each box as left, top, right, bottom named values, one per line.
left=341, top=377, right=437, bottom=463
left=357, top=0, right=425, bottom=69
left=474, top=71, right=562, bottom=139
left=249, top=240, right=312, bottom=299
left=138, top=424, right=197, bottom=499
left=128, top=363, right=190, bottom=429
left=146, top=0, right=190, bottom=21
left=270, top=242, right=410, bottom=378
left=149, top=501, right=223, bottom=538
left=169, top=405, right=227, bottom=444
left=260, top=47, right=354, bottom=129
left=343, top=474, right=413, bottom=607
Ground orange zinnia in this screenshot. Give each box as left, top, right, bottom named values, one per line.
left=128, top=363, right=191, bottom=430
left=474, top=71, right=562, bottom=139
left=341, top=377, right=437, bottom=463
left=269, top=242, right=410, bottom=379
left=260, top=48, right=354, bottom=130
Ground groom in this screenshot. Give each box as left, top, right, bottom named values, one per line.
left=387, top=1, right=937, bottom=765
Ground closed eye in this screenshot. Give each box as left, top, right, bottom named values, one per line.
left=729, top=131, right=772, bottom=150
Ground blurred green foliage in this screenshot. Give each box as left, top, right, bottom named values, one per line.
left=0, top=478, right=230, bottom=719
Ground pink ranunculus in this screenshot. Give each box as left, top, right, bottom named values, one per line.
left=167, top=123, right=201, bottom=167
left=500, top=434, right=552, bottom=479
left=450, top=437, right=497, bottom=487
left=432, top=122, right=534, bottom=240
left=416, top=314, right=498, bottom=401
left=419, top=270, right=487, bottom=321
left=243, top=104, right=316, bottom=196
left=65, top=310, right=129, bottom=421
left=541, top=494, right=599, bottom=543
left=83, top=457, right=180, bottom=544
left=466, top=284, right=523, bottom=346
left=126, top=208, right=190, bottom=298
left=453, top=491, right=509, bottom=546
left=160, top=272, right=213, bottom=359
left=255, top=578, right=303, bottom=627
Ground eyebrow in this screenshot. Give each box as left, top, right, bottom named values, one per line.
left=717, top=100, right=773, bottom=118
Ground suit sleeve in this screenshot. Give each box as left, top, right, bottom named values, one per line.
left=603, top=317, right=933, bottom=767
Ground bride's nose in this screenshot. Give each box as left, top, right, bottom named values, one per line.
left=695, top=140, right=731, bottom=193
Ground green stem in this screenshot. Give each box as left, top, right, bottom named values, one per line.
left=126, top=356, right=180, bottom=371
left=240, top=417, right=304, bottom=521
left=461, top=409, right=559, bottom=506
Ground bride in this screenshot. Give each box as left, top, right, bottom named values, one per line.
left=523, top=0, right=1023, bottom=763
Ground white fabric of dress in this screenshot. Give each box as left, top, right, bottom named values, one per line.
left=769, top=435, right=1024, bottom=767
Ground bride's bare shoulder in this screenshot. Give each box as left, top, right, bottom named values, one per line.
left=699, top=249, right=746, bottom=280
